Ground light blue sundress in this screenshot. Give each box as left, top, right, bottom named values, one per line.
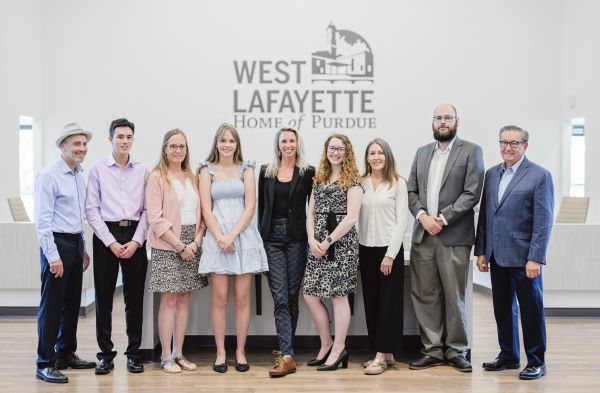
left=198, top=160, right=269, bottom=275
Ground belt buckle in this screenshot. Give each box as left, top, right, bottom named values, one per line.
left=118, top=220, right=129, bottom=227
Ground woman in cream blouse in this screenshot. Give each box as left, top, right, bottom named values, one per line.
left=358, top=138, right=409, bottom=375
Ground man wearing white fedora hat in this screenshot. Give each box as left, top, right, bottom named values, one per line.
left=34, top=122, right=97, bottom=383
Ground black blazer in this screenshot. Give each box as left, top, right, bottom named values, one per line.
left=258, top=164, right=315, bottom=241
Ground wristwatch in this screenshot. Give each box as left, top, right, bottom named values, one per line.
left=325, top=236, right=333, bottom=244
left=175, top=242, right=186, bottom=253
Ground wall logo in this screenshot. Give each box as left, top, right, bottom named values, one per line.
left=311, top=22, right=374, bottom=83
left=233, top=21, right=376, bottom=131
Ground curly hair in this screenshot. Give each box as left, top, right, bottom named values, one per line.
left=313, top=133, right=362, bottom=189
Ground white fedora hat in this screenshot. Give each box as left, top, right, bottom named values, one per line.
left=55, top=122, right=93, bottom=147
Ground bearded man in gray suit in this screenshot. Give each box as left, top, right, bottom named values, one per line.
left=407, top=103, right=484, bottom=372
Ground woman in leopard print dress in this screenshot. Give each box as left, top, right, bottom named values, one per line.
left=303, top=133, right=363, bottom=371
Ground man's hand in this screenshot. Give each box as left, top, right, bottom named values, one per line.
left=434, top=216, right=446, bottom=227
left=525, top=260, right=542, bottom=279
left=419, top=214, right=443, bottom=236
left=109, top=242, right=125, bottom=258
left=119, top=241, right=140, bottom=260
left=49, top=259, right=64, bottom=278
left=83, top=252, right=91, bottom=272
left=476, top=255, right=489, bottom=272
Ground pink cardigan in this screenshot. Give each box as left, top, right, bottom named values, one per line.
left=145, top=171, right=204, bottom=251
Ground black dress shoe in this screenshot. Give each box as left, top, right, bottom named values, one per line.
left=519, top=364, right=546, bottom=380
left=36, top=367, right=68, bottom=383
left=447, top=356, right=472, bottom=372
left=55, top=353, right=96, bottom=370
left=127, top=358, right=144, bottom=373
left=483, top=358, right=520, bottom=371
left=409, top=355, right=444, bottom=370
left=95, top=359, right=114, bottom=375
left=235, top=362, right=250, bottom=372
left=307, top=346, right=333, bottom=367
left=316, top=347, right=349, bottom=371
left=213, top=362, right=228, bottom=373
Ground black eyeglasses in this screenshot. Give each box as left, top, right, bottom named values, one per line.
left=499, top=140, right=524, bottom=148
left=327, top=146, right=346, bottom=154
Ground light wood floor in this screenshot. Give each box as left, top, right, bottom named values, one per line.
left=0, top=292, right=598, bottom=393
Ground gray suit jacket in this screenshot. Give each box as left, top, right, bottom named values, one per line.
left=407, top=137, right=485, bottom=246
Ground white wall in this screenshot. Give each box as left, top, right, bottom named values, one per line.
left=561, top=0, right=600, bottom=222
left=0, top=0, right=598, bottom=223
left=0, top=0, right=43, bottom=221
left=40, top=0, right=563, bottom=186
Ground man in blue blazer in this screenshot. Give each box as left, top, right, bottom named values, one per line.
left=474, top=125, right=554, bottom=380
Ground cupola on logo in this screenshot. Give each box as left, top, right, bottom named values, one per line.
left=311, top=21, right=374, bottom=83
left=232, top=21, right=376, bottom=131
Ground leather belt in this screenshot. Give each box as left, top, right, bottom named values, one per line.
left=106, top=220, right=137, bottom=227
left=53, top=232, right=82, bottom=241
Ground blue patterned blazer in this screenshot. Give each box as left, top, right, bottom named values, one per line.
left=474, top=157, right=554, bottom=267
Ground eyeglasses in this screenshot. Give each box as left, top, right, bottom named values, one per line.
left=433, top=115, right=456, bottom=123
left=499, top=140, right=524, bottom=149
left=433, top=115, right=456, bottom=122
left=167, top=144, right=187, bottom=151
left=327, top=146, right=346, bottom=154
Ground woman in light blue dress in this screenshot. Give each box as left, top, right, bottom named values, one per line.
left=198, top=123, right=268, bottom=373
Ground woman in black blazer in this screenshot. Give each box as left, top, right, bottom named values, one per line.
left=258, top=127, right=315, bottom=378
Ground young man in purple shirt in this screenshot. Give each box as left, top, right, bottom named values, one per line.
left=85, top=118, right=149, bottom=374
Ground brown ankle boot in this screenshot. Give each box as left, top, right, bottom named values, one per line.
left=269, top=351, right=297, bottom=378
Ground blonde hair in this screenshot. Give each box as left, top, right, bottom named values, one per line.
left=205, top=123, right=244, bottom=164
left=363, top=138, right=401, bottom=185
left=265, top=127, right=310, bottom=178
left=313, top=133, right=361, bottom=189
left=152, top=128, right=198, bottom=190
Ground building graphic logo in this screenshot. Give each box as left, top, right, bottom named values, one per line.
left=311, top=21, right=374, bottom=83
left=232, top=21, right=376, bottom=130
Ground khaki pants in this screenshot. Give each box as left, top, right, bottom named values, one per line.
left=410, top=233, right=471, bottom=360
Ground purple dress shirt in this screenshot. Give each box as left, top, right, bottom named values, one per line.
left=85, top=155, right=149, bottom=247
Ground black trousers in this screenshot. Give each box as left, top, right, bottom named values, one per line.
left=37, top=233, right=83, bottom=368
left=93, top=222, right=148, bottom=361
left=359, top=244, right=404, bottom=354
left=264, top=219, right=307, bottom=356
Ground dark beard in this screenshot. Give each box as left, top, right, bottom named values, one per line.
left=432, top=123, right=457, bottom=142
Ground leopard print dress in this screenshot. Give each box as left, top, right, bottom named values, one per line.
left=303, top=180, right=362, bottom=298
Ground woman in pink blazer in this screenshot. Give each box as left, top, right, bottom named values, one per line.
left=146, top=129, right=208, bottom=373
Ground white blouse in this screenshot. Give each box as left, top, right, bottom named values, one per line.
left=172, top=178, right=199, bottom=226
left=358, top=176, right=409, bottom=259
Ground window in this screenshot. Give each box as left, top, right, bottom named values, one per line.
left=570, top=118, right=585, bottom=197
left=19, top=115, right=35, bottom=218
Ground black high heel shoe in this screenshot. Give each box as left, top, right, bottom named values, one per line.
left=317, top=347, right=349, bottom=371
left=306, top=346, right=333, bottom=367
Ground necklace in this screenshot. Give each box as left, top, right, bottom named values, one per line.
left=277, top=167, right=293, bottom=182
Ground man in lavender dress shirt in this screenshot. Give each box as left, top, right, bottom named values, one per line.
left=35, top=123, right=97, bottom=384
left=85, top=118, right=149, bottom=374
